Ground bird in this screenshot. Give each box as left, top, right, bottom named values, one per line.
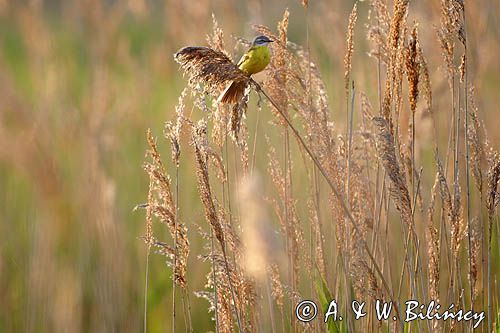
left=218, top=35, right=273, bottom=104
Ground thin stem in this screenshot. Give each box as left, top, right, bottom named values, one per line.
left=182, top=288, right=193, bottom=332
left=488, top=215, right=493, bottom=333
left=250, top=105, right=262, bottom=175
left=172, top=166, right=179, bottom=333
left=462, top=12, right=474, bottom=318
left=444, top=73, right=456, bottom=305
left=371, top=169, right=385, bottom=257
left=144, top=247, right=150, bottom=333
left=210, top=229, right=219, bottom=333
left=345, top=81, right=356, bottom=331
left=397, top=231, right=411, bottom=300
left=221, top=249, right=243, bottom=333
left=413, top=168, right=431, bottom=333
left=223, top=136, right=246, bottom=331
left=266, top=274, right=277, bottom=333
left=283, top=126, right=296, bottom=332
left=221, top=136, right=243, bottom=333
left=346, top=81, right=356, bottom=240
left=225, top=135, right=234, bottom=227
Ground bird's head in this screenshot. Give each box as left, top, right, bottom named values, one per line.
left=252, top=35, right=273, bottom=47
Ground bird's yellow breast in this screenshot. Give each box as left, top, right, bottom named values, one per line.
left=238, top=45, right=271, bottom=75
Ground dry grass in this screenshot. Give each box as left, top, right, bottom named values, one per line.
left=0, top=1, right=499, bottom=333
left=145, top=2, right=500, bottom=332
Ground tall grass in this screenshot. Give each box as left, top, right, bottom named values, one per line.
left=143, top=1, right=500, bottom=332
left=0, top=1, right=499, bottom=332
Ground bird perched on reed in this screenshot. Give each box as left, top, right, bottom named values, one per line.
left=218, top=35, right=273, bottom=104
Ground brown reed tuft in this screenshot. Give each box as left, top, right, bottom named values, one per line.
left=388, top=0, right=409, bottom=56
left=459, top=54, right=466, bottom=83
left=142, top=129, right=190, bottom=288
left=164, top=88, right=187, bottom=167
left=192, top=120, right=226, bottom=249
left=451, top=181, right=465, bottom=257
left=380, top=0, right=409, bottom=128
left=405, top=25, right=420, bottom=114
left=144, top=131, right=174, bottom=210
left=427, top=173, right=441, bottom=302
left=344, top=3, right=358, bottom=98
left=437, top=0, right=464, bottom=88
left=367, top=0, right=390, bottom=64
left=417, top=43, right=432, bottom=114
left=144, top=172, right=154, bottom=247
left=469, top=217, right=481, bottom=299
left=352, top=256, right=382, bottom=299
left=199, top=248, right=257, bottom=332
left=197, top=253, right=235, bottom=332
left=373, top=116, right=412, bottom=227
left=237, top=122, right=250, bottom=176
left=174, top=46, right=249, bottom=97
left=230, top=96, right=250, bottom=140
left=486, top=153, right=500, bottom=221
left=436, top=157, right=453, bottom=221
left=468, top=87, right=485, bottom=193
left=207, top=14, right=227, bottom=54
left=435, top=155, right=465, bottom=257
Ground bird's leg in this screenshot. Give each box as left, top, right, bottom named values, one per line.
left=256, top=90, right=263, bottom=108
left=250, top=79, right=264, bottom=107
left=250, top=78, right=261, bottom=92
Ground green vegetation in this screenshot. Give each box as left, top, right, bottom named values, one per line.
left=0, top=1, right=499, bottom=332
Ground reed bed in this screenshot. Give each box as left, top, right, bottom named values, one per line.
left=142, top=1, right=500, bottom=332
left=0, top=1, right=498, bottom=332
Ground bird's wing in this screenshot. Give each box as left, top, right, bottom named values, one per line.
left=237, top=47, right=255, bottom=67
left=237, top=53, right=249, bottom=68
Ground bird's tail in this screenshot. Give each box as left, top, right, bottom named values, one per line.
left=218, top=80, right=246, bottom=104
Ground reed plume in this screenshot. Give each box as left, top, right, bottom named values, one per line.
left=174, top=46, right=249, bottom=98
left=142, top=129, right=190, bottom=289
left=373, top=117, right=412, bottom=228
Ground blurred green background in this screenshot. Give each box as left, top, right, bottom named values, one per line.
left=0, top=1, right=499, bottom=332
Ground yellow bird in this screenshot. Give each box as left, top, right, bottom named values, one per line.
left=218, top=35, right=273, bottom=104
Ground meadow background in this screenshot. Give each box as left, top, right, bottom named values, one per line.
left=0, top=0, right=499, bottom=332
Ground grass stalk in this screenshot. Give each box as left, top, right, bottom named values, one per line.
left=209, top=229, right=220, bottom=333
left=283, top=126, right=295, bottom=332
left=462, top=12, right=474, bottom=321
left=172, top=166, right=179, bottom=333
left=144, top=247, right=150, bottom=333
left=182, top=288, right=193, bottom=332
left=488, top=215, right=493, bottom=333
left=250, top=105, right=262, bottom=175
left=345, top=81, right=356, bottom=330
left=266, top=274, right=277, bottom=333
